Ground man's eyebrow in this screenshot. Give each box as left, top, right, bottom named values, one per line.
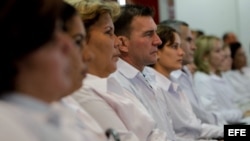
left=143, top=30, right=155, bottom=35
left=73, top=34, right=85, bottom=40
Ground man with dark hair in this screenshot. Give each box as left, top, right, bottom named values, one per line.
left=111, top=4, right=178, bottom=141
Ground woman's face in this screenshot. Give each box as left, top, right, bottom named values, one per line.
left=16, top=28, right=76, bottom=102
left=157, top=32, right=184, bottom=73
left=86, top=12, right=120, bottom=77
left=220, top=47, right=232, bottom=72
left=208, top=40, right=224, bottom=71
left=233, top=47, right=247, bottom=70
left=65, top=14, right=93, bottom=93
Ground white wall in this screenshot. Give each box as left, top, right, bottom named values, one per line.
left=158, top=0, right=250, bottom=65
left=238, top=0, right=250, bottom=64
left=174, top=0, right=238, bottom=37
left=158, top=0, right=169, bottom=21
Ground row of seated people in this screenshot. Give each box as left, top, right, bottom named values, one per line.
left=187, top=29, right=250, bottom=124
left=1, top=0, right=250, bottom=141
left=190, top=36, right=250, bottom=125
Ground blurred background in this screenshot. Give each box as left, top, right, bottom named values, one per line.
left=116, top=0, right=250, bottom=66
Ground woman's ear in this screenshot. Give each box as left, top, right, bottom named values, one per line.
left=117, top=36, right=129, bottom=53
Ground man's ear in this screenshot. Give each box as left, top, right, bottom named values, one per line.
left=117, top=36, right=129, bottom=53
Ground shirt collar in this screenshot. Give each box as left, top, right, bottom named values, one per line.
left=170, top=69, right=182, bottom=80
left=117, top=58, right=141, bottom=79
left=143, top=66, right=157, bottom=82
left=2, top=92, right=51, bottom=112
left=107, top=77, right=124, bottom=95
left=210, top=73, right=224, bottom=82
left=145, top=66, right=174, bottom=92
left=171, top=65, right=194, bottom=81
left=83, top=73, right=108, bottom=92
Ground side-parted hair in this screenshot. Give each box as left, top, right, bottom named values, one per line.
left=160, top=19, right=188, bottom=35
left=65, top=0, right=120, bottom=39
left=156, top=24, right=177, bottom=50
left=114, top=4, right=154, bottom=37
left=0, top=0, right=62, bottom=94
left=194, top=35, right=220, bottom=74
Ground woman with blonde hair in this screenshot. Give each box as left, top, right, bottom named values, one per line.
left=193, top=35, right=249, bottom=125
left=59, top=2, right=110, bottom=141
left=65, top=0, right=167, bottom=141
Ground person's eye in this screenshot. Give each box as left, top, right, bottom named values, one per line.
left=105, top=27, right=114, bottom=36
left=73, top=34, right=84, bottom=48
left=75, top=39, right=82, bottom=47
left=144, top=31, right=154, bottom=37
left=105, top=30, right=113, bottom=35
left=74, top=37, right=83, bottom=48
left=170, top=44, right=179, bottom=49
left=186, top=37, right=192, bottom=42
left=215, top=49, right=221, bottom=53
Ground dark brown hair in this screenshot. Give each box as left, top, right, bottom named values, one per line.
left=156, top=24, right=177, bottom=50
left=0, top=0, right=62, bottom=94
left=114, top=4, right=154, bottom=38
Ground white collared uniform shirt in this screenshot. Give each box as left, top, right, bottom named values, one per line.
left=72, top=73, right=166, bottom=141
left=0, top=101, right=38, bottom=141
left=171, top=66, right=226, bottom=126
left=194, top=71, right=243, bottom=124
left=146, top=67, right=223, bottom=140
left=61, top=96, right=107, bottom=141
left=110, top=59, right=176, bottom=141
left=0, top=93, right=93, bottom=141
left=222, top=69, right=250, bottom=112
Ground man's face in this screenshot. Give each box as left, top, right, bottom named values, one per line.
left=179, top=25, right=196, bottom=65
left=124, top=16, right=162, bottom=70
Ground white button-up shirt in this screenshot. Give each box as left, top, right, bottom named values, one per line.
left=61, top=96, right=107, bottom=141
left=194, top=71, right=243, bottom=124
left=72, top=73, right=166, bottom=141
left=0, top=101, right=38, bottom=141
left=110, top=59, right=176, bottom=141
left=0, top=93, right=90, bottom=141
left=107, top=76, right=167, bottom=141
left=171, top=66, right=226, bottom=126
left=222, top=69, right=250, bottom=112
left=146, top=67, right=223, bottom=140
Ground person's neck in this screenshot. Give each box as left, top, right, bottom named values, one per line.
left=121, top=57, right=144, bottom=72
left=15, top=87, right=54, bottom=104
left=154, top=63, right=171, bottom=78
left=209, top=66, right=221, bottom=76
left=15, top=75, right=59, bottom=104
left=87, top=67, right=110, bottom=78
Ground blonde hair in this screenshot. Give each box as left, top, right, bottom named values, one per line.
left=194, top=35, right=220, bottom=74
left=65, top=0, right=120, bottom=27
